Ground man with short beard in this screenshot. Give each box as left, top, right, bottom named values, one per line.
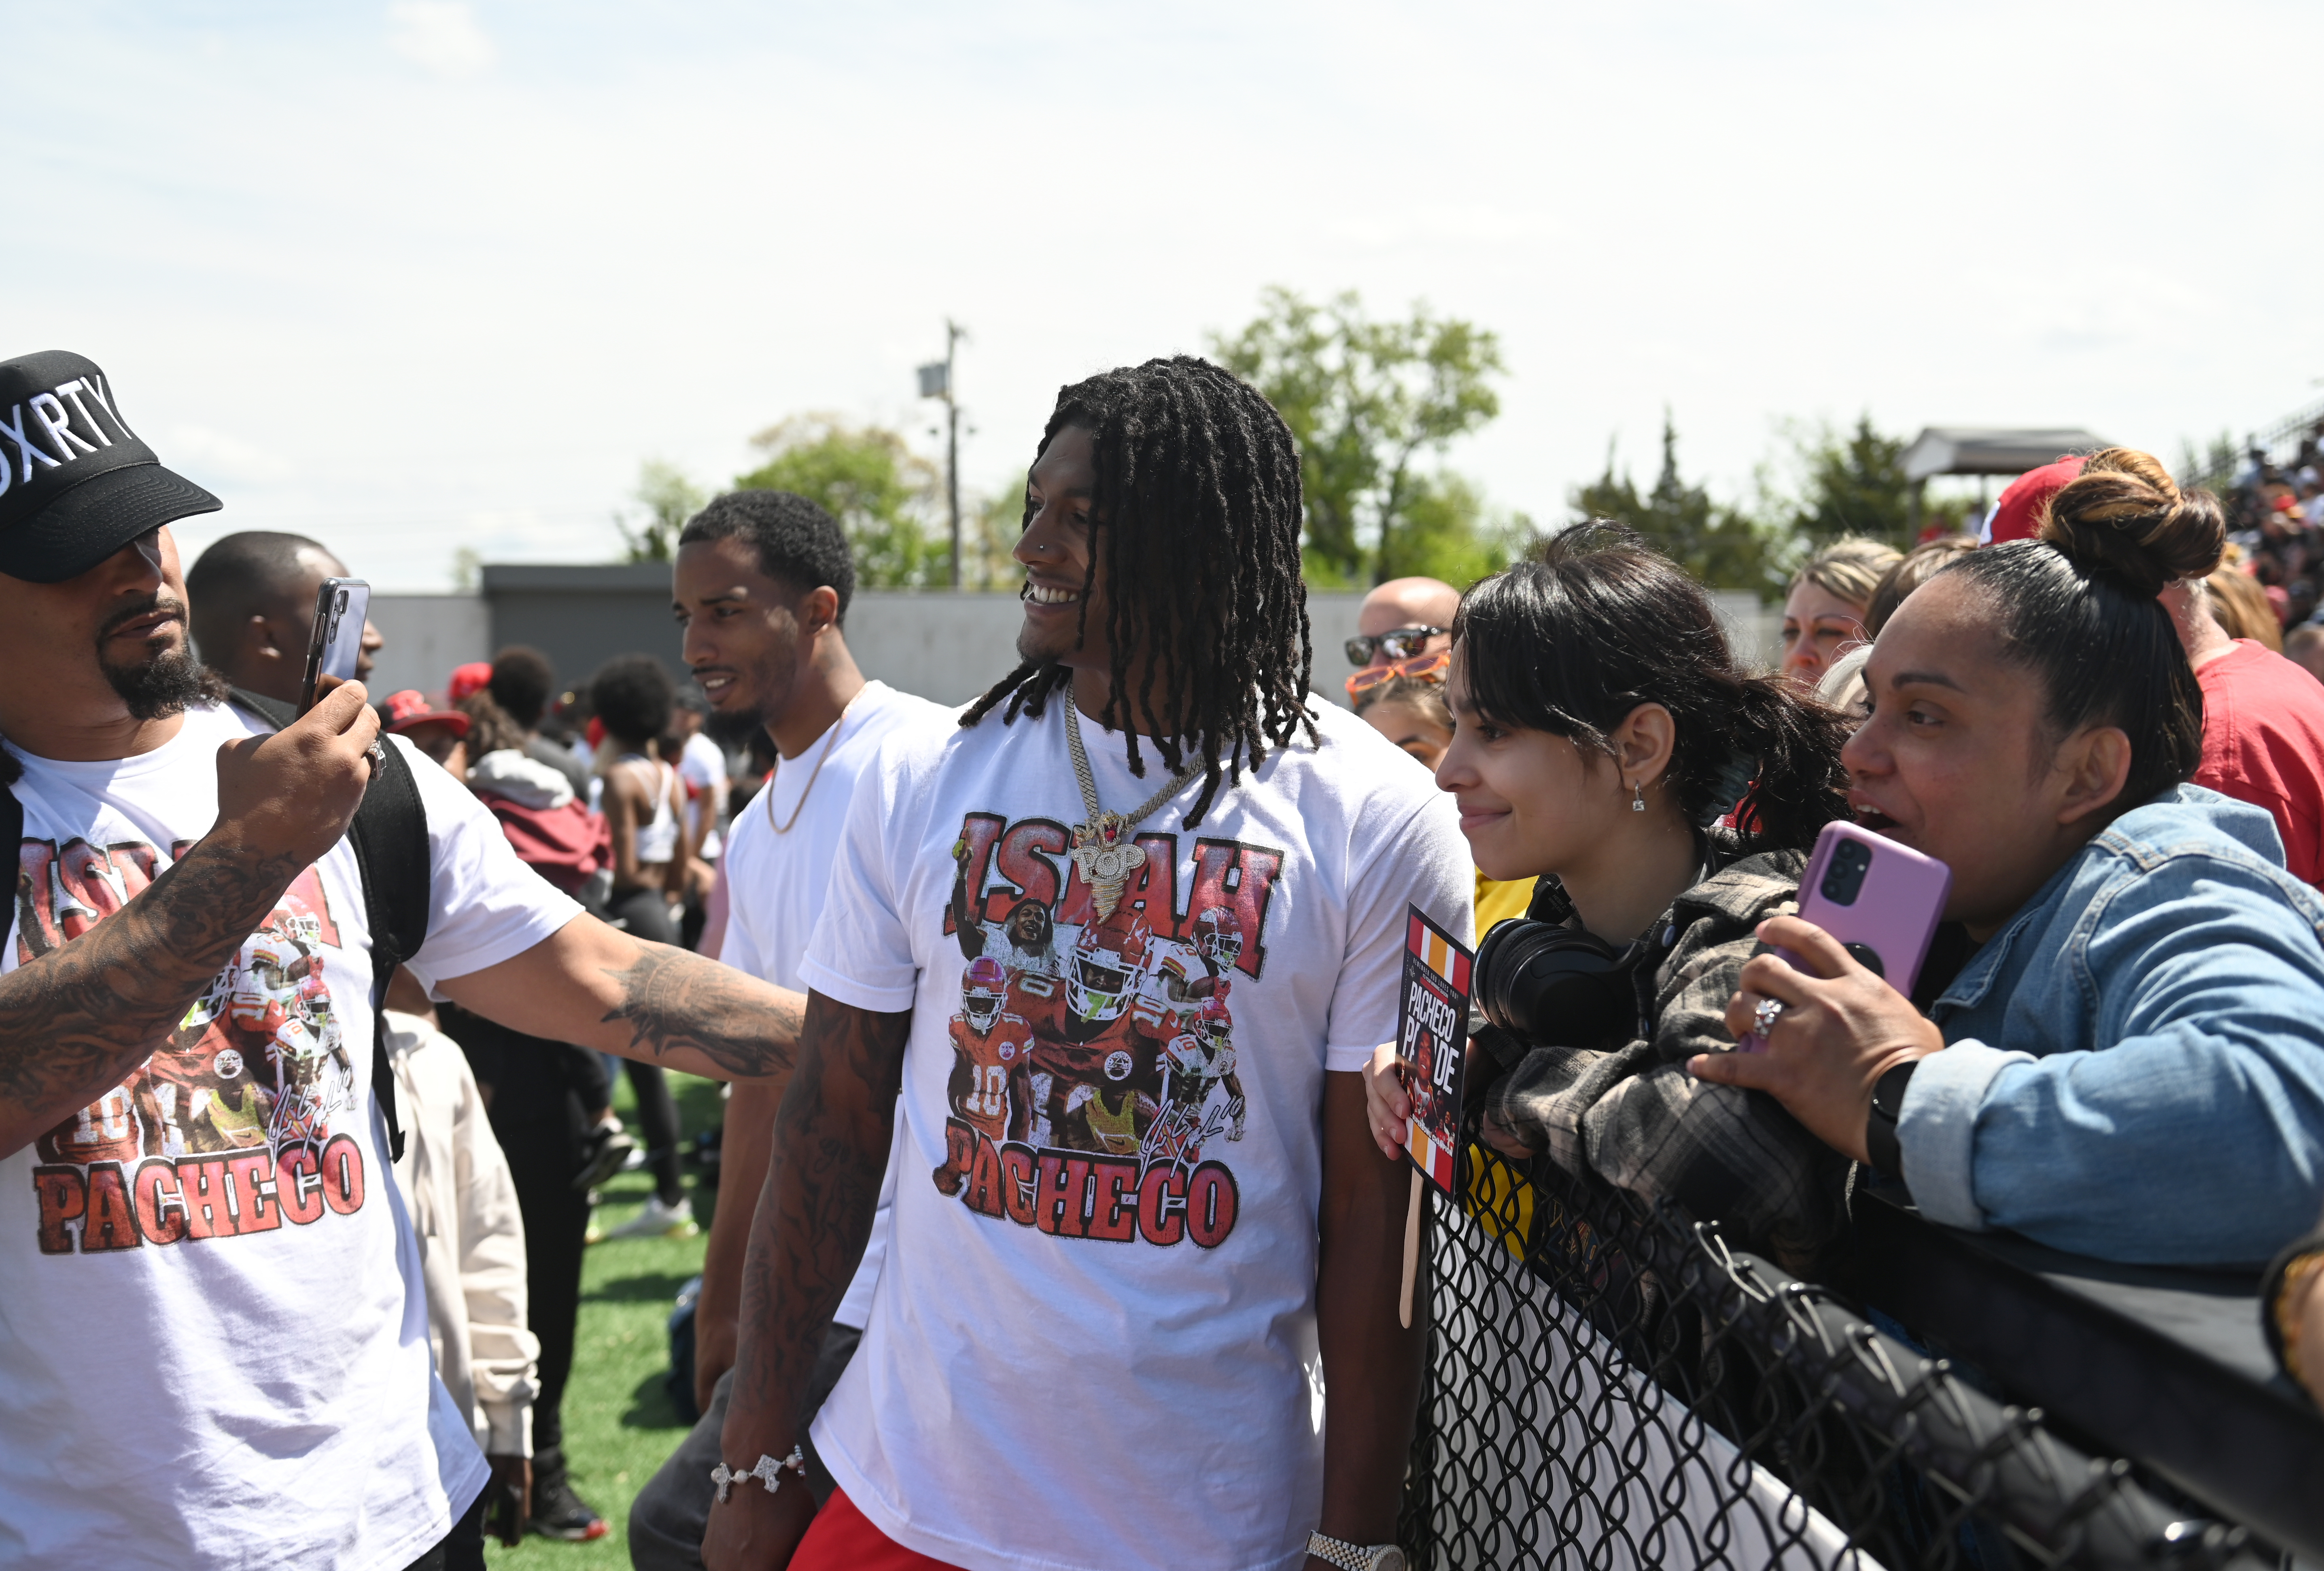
left=0, top=351, right=813, bottom=1571
left=628, top=488, right=947, bottom=1571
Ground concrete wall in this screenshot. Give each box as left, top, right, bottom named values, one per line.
left=375, top=572, right=1780, bottom=706
left=366, top=594, right=491, bottom=697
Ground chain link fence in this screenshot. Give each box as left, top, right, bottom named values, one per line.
left=1399, top=1149, right=2300, bottom=1571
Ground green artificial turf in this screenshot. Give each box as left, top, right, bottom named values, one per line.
left=486, top=1069, right=725, bottom=1568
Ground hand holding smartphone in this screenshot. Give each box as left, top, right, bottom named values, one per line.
left=1738, top=821, right=1951, bottom=1050
left=297, top=577, right=371, bottom=716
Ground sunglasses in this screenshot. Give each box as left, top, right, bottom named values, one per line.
left=1345, top=648, right=1451, bottom=698
left=1344, top=625, right=1447, bottom=666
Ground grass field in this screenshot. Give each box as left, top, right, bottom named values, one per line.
left=485, top=1068, right=724, bottom=1569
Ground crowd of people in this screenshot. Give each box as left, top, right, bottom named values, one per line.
left=4, top=342, right=2324, bottom=1571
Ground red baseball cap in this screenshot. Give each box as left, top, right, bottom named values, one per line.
left=1985, top=456, right=2088, bottom=545
left=448, top=661, right=494, bottom=702
left=381, top=689, right=471, bottom=738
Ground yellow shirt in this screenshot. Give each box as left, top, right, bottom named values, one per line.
left=1474, top=871, right=1537, bottom=936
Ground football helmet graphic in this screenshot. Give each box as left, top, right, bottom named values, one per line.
left=961, top=956, right=1009, bottom=1032
left=1067, top=912, right=1153, bottom=1025
left=1192, top=906, right=1244, bottom=971
left=1195, top=993, right=1233, bottom=1048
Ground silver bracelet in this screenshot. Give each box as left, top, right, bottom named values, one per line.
left=710, top=1446, right=804, bottom=1503
left=1307, top=1531, right=1407, bottom=1571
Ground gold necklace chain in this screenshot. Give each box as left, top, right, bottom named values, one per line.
left=764, top=691, right=861, bottom=835
left=1063, top=703, right=1202, bottom=919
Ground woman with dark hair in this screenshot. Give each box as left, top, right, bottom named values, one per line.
left=1366, top=523, right=1858, bottom=1269
left=584, top=654, right=696, bottom=1241
left=1700, top=451, right=2324, bottom=1265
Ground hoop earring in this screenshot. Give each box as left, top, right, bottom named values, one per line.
left=1631, top=782, right=1646, bottom=813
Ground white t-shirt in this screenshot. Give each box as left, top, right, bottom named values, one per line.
left=679, top=731, right=730, bottom=860
left=719, top=680, right=950, bottom=1329
left=802, top=695, right=1471, bottom=1571
left=0, top=702, right=583, bottom=1571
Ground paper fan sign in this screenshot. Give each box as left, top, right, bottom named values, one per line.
left=1399, top=907, right=1474, bottom=1195
left=1394, top=906, right=1475, bottom=1329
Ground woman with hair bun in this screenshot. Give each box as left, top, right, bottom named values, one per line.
left=1365, top=523, right=1862, bottom=1270
left=1779, top=536, right=1902, bottom=690
left=1700, top=449, right=2324, bottom=1266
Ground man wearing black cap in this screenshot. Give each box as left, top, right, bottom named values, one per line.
left=0, top=351, right=813, bottom=1571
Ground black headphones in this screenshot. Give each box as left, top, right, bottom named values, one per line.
left=1471, top=878, right=1643, bottom=1049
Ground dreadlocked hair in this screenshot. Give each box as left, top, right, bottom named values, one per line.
left=960, top=356, right=1316, bottom=827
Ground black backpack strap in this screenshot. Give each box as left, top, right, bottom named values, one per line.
left=229, top=688, right=431, bottom=1162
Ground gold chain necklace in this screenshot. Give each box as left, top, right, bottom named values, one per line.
left=1063, top=703, right=1201, bottom=920
left=764, top=691, right=860, bottom=835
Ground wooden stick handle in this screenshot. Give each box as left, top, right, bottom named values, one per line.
left=1399, top=1166, right=1424, bottom=1329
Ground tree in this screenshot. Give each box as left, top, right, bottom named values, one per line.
left=1779, top=415, right=1914, bottom=547
left=964, top=472, right=1029, bottom=592
left=1378, top=472, right=1537, bottom=592
left=617, top=459, right=707, bottom=562
left=735, top=415, right=948, bottom=589
left=1211, top=287, right=1507, bottom=585
left=1574, top=414, right=1794, bottom=598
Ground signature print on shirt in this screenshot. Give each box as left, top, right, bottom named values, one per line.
left=17, top=836, right=369, bottom=1257
left=934, top=812, right=1284, bottom=1248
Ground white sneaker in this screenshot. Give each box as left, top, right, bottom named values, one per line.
left=593, top=1195, right=697, bottom=1242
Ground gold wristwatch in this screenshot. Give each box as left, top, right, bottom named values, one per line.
left=1307, top=1531, right=1407, bottom=1571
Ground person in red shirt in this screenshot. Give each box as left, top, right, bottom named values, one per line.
left=1993, top=449, right=2324, bottom=885
left=2171, top=578, right=2324, bottom=884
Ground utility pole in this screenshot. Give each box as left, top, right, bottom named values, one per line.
left=917, top=319, right=966, bottom=588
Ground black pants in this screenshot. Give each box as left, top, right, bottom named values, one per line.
left=607, top=884, right=688, bottom=1208
left=626, top=1324, right=864, bottom=1571
left=446, top=1007, right=594, bottom=1456
left=399, top=1483, right=488, bottom=1571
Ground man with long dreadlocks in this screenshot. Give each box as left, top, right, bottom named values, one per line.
left=705, top=357, right=1471, bottom=1571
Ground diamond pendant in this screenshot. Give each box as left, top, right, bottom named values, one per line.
left=1070, top=813, right=1148, bottom=920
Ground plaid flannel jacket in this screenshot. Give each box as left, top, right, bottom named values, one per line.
left=1483, top=847, right=1853, bottom=1273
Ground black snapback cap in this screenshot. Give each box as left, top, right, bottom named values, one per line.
left=0, top=350, right=222, bottom=584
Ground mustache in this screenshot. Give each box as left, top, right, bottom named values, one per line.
left=97, top=593, right=187, bottom=642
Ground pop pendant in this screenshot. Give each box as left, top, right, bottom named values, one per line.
left=1070, top=812, right=1149, bottom=921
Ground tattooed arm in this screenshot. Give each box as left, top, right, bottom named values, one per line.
left=436, top=914, right=806, bottom=1082
left=702, top=991, right=910, bottom=1571
left=0, top=685, right=382, bottom=1161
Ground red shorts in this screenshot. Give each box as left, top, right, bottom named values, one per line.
left=791, top=1486, right=961, bottom=1571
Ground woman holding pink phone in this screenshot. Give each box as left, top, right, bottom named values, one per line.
left=1699, top=449, right=2324, bottom=1267
left=1361, top=523, right=1863, bottom=1273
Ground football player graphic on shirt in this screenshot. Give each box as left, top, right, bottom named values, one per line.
left=1155, top=905, right=1244, bottom=1014
left=932, top=958, right=1038, bottom=1193
left=36, top=897, right=345, bottom=1167
left=1016, top=912, right=1175, bottom=1152
left=949, top=845, right=1065, bottom=980
left=1144, top=992, right=1247, bottom=1171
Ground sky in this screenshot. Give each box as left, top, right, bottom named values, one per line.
left=12, top=0, right=2323, bottom=590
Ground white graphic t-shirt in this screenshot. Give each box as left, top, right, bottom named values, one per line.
left=802, top=695, right=1471, bottom=1571
left=717, top=680, right=951, bottom=1328
left=0, top=702, right=584, bottom=1571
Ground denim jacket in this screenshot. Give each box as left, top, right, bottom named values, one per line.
left=1902, top=785, right=2324, bottom=1265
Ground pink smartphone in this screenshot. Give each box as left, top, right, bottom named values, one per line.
left=1740, top=821, right=1952, bottom=1050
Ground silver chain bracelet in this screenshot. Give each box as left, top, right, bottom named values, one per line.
left=710, top=1446, right=804, bottom=1503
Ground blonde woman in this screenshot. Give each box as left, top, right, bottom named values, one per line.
left=1779, top=536, right=1901, bottom=689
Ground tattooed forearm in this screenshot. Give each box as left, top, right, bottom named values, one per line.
left=0, top=836, right=306, bottom=1156
left=723, top=992, right=910, bottom=1455
left=597, top=940, right=806, bottom=1080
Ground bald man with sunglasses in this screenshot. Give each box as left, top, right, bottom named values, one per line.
left=1344, top=576, right=1460, bottom=674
